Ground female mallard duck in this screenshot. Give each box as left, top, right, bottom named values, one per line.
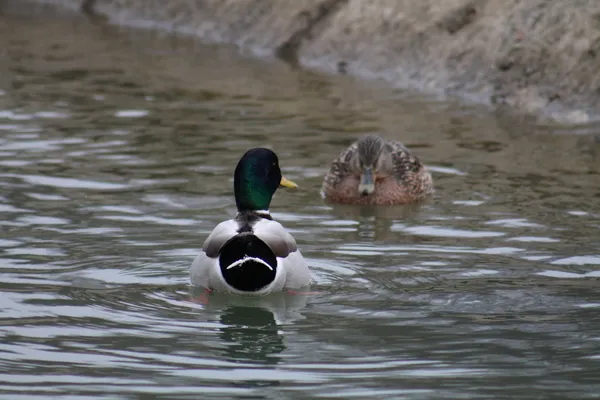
left=190, top=148, right=311, bottom=295
left=322, top=135, right=434, bottom=205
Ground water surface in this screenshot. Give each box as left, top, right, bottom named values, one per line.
left=1, top=3, right=600, bottom=399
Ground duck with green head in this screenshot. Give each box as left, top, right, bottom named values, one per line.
left=190, top=148, right=311, bottom=295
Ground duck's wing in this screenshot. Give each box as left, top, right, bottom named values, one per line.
left=322, top=140, right=359, bottom=192
left=190, top=251, right=214, bottom=288
left=252, top=218, right=298, bottom=258
left=253, top=219, right=311, bottom=288
left=281, top=249, right=311, bottom=289
left=386, top=140, right=434, bottom=197
left=191, top=220, right=239, bottom=288
left=202, top=219, right=239, bottom=257
left=386, top=140, right=427, bottom=180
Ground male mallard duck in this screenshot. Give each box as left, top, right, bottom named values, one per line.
left=321, top=135, right=434, bottom=205
left=190, top=148, right=311, bottom=295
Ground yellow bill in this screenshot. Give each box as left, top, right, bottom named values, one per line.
left=279, top=176, right=298, bottom=188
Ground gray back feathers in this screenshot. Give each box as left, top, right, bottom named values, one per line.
left=202, top=217, right=298, bottom=259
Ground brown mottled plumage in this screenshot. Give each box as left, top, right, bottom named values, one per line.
left=322, top=135, right=434, bottom=205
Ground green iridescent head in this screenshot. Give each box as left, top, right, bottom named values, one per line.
left=233, top=148, right=297, bottom=212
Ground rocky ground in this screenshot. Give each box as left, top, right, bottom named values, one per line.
left=19, top=0, right=600, bottom=124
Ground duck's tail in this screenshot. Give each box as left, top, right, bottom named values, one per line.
left=219, top=234, right=278, bottom=292
left=226, top=255, right=273, bottom=270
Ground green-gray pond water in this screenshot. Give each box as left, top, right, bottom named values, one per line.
left=1, top=3, right=600, bottom=399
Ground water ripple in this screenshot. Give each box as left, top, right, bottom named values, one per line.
left=0, top=5, right=599, bottom=399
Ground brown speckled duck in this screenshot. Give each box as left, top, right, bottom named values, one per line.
left=321, top=135, right=434, bottom=205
